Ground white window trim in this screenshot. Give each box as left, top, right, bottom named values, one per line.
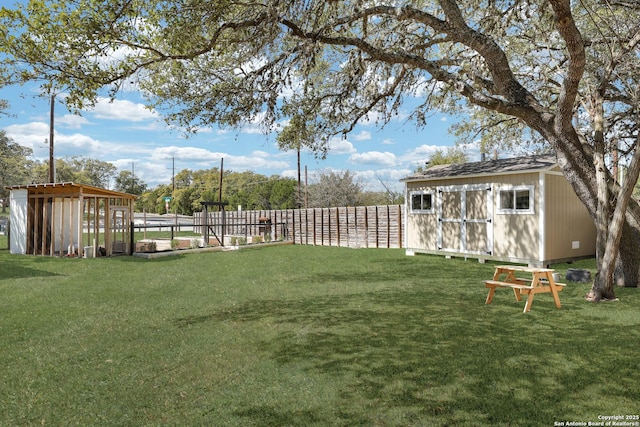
left=497, top=185, right=535, bottom=214
left=409, top=190, right=435, bottom=214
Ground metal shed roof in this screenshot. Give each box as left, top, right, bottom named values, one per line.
left=5, top=182, right=138, bottom=199
left=401, top=155, right=558, bottom=182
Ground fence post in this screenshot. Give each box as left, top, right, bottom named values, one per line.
left=336, top=207, right=341, bottom=247
left=386, top=205, right=391, bottom=248
left=364, top=206, right=369, bottom=248
left=327, top=208, right=331, bottom=246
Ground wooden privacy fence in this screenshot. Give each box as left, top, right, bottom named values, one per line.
left=194, top=205, right=405, bottom=249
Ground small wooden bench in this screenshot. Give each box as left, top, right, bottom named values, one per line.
left=484, top=280, right=534, bottom=291
left=484, top=279, right=565, bottom=290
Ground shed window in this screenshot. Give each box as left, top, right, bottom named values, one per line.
left=498, top=187, right=534, bottom=214
left=410, top=192, right=434, bottom=213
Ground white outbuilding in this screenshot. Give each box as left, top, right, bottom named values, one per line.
left=401, top=155, right=597, bottom=267
left=6, top=182, right=137, bottom=257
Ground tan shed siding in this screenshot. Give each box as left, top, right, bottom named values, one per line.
left=492, top=173, right=541, bottom=260
left=544, top=174, right=596, bottom=260
left=406, top=181, right=438, bottom=250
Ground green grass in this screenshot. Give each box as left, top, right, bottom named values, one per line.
left=0, top=238, right=638, bottom=426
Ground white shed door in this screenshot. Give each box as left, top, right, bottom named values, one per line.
left=437, top=185, right=494, bottom=255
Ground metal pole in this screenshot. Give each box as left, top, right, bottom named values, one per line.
left=49, top=94, right=55, bottom=183
left=218, top=157, right=224, bottom=210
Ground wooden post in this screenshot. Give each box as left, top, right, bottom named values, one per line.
left=78, top=196, right=84, bottom=256
left=305, top=208, right=309, bottom=245
left=398, top=204, right=403, bottom=248
left=345, top=207, right=350, bottom=247
left=104, top=200, right=111, bottom=256
left=387, top=205, right=391, bottom=249
left=59, top=197, right=65, bottom=256
left=326, top=208, right=330, bottom=246
left=375, top=206, right=379, bottom=248
left=33, top=197, right=40, bottom=255
left=69, top=198, right=74, bottom=255
left=336, top=207, right=340, bottom=247
left=93, top=198, right=99, bottom=255
left=321, top=209, right=325, bottom=245
left=41, top=196, right=48, bottom=255
left=48, top=197, right=55, bottom=256
left=364, top=206, right=369, bottom=248
left=354, top=206, right=358, bottom=248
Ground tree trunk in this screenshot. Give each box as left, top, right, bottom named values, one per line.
left=590, top=92, right=612, bottom=300
left=539, top=131, right=640, bottom=295
left=588, top=135, right=640, bottom=300
left=615, top=224, right=640, bottom=287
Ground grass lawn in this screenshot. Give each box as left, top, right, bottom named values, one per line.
left=0, top=237, right=638, bottom=426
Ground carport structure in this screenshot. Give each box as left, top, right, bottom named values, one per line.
left=7, top=182, right=137, bottom=257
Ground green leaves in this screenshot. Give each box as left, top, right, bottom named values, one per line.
left=1, top=0, right=640, bottom=160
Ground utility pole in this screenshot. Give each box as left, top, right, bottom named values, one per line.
left=218, top=157, right=224, bottom=211
left=297, top=146, right=301, bottom=208
left=49, top=94, right=55, bottom=183
left=305, top=165, right=308, bottom=208
left=131, top=162, right=135, bottom=194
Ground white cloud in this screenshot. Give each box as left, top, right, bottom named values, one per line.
left=58, top=133, right=102, bottom=152
left=149, top=146, right=289, bottom=170
left=5, top=120, right=155, bottom=161
left=57, top=114, right=91, bottom=129
left=328, top=137, right=357, bottom=155
left=381, top=138, right=395, bottom=145
left=88, top=97, right=158, bottom=122
left=151, top=146, right=223, bottom=162
left=349, top=151, right=397, bottom=166
left=403, top=144, right=442, bottom=159
left=353, top=130, right=372, bottom=141
left=6, top=122, right=50, bottom=154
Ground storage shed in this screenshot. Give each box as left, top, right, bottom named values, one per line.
left=6, top=182, right=137, bottom=257
left=401, top=155, right=596, bottom=266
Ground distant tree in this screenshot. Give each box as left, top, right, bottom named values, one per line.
left=358, top=191, right=391, bottom=207
left=68, top=156, right=117, bottom=188
left=137, top=185, right=170, bottom=214
left=114, top=170, right=147, bottom=195
left=28, top=157, right=117, bottom=187
left=174, top=169, right=193, bottom=189
left=307, top=170, right=363, bottom=208
left=359, top=189, right=404, bottom=206
left=137, top=168, right=298, bottom=214
left=51, top=158, right=79, bottom=183
left=29, top=162, right=49, bottom=183
left=0, top=129, right=33, bottom=212
left=173, top=187, right=197, bottom=215
left=268, top=177, right=297, bottom=209
left=416, top=147, right=468, bottom=172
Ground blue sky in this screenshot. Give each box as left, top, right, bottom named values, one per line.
left=1, top=82, right=479, bottom=192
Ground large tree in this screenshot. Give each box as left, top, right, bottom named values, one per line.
left=2, top=0, right=640, bottom=298
left=308, top=170, right=363, bottom=208
left=29, top=156, right=118, bottom=187
left=0, top=129, right=33, bottom=212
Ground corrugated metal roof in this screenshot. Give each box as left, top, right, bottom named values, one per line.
left=401, top=155, right=558, bottom=182
left=5, top=182, right=138, bottom=199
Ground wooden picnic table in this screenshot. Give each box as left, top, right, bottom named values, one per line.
left=484, top=265, right=565, bottom=313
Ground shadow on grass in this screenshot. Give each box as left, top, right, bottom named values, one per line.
left=0, top=264, right=60, bottom=280
left=174, top=285, right=640, bottom=426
